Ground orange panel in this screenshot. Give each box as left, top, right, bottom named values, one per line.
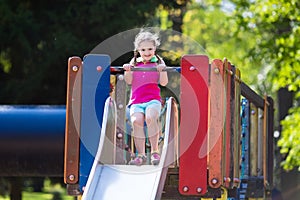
left=208, top=59, right=224, bottom=188
left=64, top=57, right=82, bottom=184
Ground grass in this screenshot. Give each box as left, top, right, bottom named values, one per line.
left=0, top=178, right=77, bottom=200
left=0, top=191, right=76, bottom=200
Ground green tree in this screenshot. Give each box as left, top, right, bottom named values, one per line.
left=230, top=0, right=300, bottom=171
left=182, top=0, right=262, bottom=86
left=182, top=0, right=300, bottom=171
left=0, top=0, right=187, bottom=104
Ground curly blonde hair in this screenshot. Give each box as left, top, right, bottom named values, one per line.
left=132, top=29, right=162, bottom=66
left=134, top=30, right=160, bottom=51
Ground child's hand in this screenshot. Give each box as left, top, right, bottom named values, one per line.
left=157, top=64, right=166, bottom=72
left=123, top=64, right=133, bottom=71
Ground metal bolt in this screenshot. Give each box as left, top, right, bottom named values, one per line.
left=96, top=66, right=102, bottom=71
left=214, top=68, right=220, bottom=74
left=182, top=186, right=189, bottom=192
left=72, top=66, right=78, bottom=72
left=117, top=133, right=123, bottom=139
left=211, top=178, right=218, bottom=185
left=233, top=178, right=240, bottom=183
left=189, top=66, right=196, bottom=71
left=196, top=187, right=202, bottom=193
left=69, top=174, right=75, bottom=181
left=224, top=177, right=231, bottom=183
left=118, top=75, right=124, bottom=81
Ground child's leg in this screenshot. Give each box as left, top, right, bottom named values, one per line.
left=131, top=112, right=146, bottom=156
left=145, top=108, right=160, bottom=153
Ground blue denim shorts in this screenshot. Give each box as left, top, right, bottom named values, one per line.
left=130, top=100, right=161, bottom=116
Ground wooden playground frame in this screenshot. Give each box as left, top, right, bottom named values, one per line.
left=64, top=54, right=274, bottom=199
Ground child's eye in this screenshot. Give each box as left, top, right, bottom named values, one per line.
left=140, top=48, right=154, bottom=51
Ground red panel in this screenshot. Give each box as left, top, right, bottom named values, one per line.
left=179, top=55, right=209, bottom=195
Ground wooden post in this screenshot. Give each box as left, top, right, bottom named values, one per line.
left=64, top=56, right=82, bottom=188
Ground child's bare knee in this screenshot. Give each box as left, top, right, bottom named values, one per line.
left=145, top=117, right=153, bottom=125
left=146, top=115, right=158, bottom=126
left=132, top=118, right=144, bottom=127
left=146, top=108, right=159, bottom=124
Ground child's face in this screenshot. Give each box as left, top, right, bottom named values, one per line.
left=137, top=41, right=156, bottom=62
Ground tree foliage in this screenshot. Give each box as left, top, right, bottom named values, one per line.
left=230, top=0, right=300, bottom=171
left=182, top=0, right=262, bottom=86
left=183, top=0, right=300, bottom=171
left=0, top=0, right=187, bottom=104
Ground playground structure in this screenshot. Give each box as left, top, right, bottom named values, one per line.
left=63, top=54, right=274, bottom=199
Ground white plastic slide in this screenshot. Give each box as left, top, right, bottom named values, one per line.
left=82, top=97, right=177, bottom=200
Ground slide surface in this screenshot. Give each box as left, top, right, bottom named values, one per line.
left=82, top=97, right=177, bottom=200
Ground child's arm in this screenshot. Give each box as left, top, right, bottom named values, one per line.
left=157, top=59, right=168, bottom=86
left=123, top=58, right=134, bottom=84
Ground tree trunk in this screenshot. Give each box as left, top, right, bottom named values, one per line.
left=9, top=178, right=22, bottom=200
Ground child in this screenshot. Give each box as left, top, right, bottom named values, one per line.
left=123, top=29, right=168, bottom=166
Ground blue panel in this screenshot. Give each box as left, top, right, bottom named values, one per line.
left=79, top=54, right=110, bottom=191
left=239, top=98, right=250, bottom=200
